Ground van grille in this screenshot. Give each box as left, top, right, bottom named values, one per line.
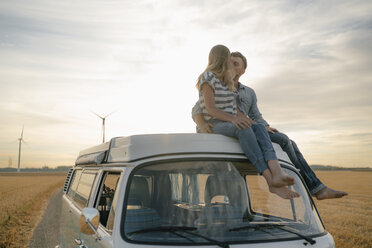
left=63, top=167, right=74, bottom=193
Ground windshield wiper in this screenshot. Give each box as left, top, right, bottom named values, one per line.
left=182, top=229, right=230, bottom=248
left=273, top=225, right=316, bottom=245
left=229, top=223, right=316, bottom=245
left=229, top=223, right=285, bottom=232
left=128, top=226, right=197, bottom=244
left=128, top=226, right=229, bottom=248
left=128, top=226, right=196, bottom=235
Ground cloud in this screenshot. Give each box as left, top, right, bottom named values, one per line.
left=0, top=106, right=70, bottom=127
left=0, top=0, right=171, bottom=83
left=0, top=0, right=372, bottom=167
left=237, top=1, right=372, bottom=132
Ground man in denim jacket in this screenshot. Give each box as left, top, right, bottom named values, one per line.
left=192, top=51, right=347, bottom=200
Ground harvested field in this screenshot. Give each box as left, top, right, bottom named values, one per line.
left=0, top=172, right=65, bottom=248
left=0, top=171, right=371, bottom=248
left=314, top=171, right=372, bottom=248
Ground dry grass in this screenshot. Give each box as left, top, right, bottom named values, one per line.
left=0, top=172, right=65, bottom=248
left=0, top=171, right=370, bottom=248
left=313, top=171, right=372, bottom=248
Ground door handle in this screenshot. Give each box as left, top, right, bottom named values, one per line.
left=74, top=238, right=82, bottom=245
left=75, top=238, right=88, bottom=248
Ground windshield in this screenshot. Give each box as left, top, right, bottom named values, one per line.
left=122, top=160, right=324, bottom=245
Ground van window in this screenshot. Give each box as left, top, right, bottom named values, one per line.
left=96, top=172, right=121, bottom=231
left=67, top=169, right=82, bottom=198
left=123, top=160, right=324, bottom=245
left=247, top=167, right=312, bottom=223
left=68, top=170, right=97, bottom=209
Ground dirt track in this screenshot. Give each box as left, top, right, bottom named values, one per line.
left=28, top=189, right=62, bottom=248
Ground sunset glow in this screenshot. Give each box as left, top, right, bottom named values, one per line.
left=0, top=0, right=371, bottom=168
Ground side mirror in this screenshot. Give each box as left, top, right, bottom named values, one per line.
left=80, top=208, right=100, bottom=235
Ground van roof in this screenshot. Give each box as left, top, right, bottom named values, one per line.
left=75, top=133, right=291, bottom=166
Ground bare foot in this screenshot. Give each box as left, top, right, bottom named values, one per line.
left=271, top=173, right=295, bottom=187
left=315, top=187, right=348, bottom=200
left=269, top=186, right=300, bottom=199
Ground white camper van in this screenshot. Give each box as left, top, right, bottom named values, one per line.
left=59, top=133, right=335, bottom=248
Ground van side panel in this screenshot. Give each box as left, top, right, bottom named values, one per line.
left=60, top=195, right=81, bottom=248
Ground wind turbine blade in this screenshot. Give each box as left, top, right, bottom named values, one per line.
left=91, top=110, right=104, bottom=119
left=104, top=109, right=118, bottom=118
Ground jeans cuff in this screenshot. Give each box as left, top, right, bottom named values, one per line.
left=264, top=151, right=277, bottom=162
left=311, top=183, right=326, bottom=195
left=256, top=158, right=269, bottom=175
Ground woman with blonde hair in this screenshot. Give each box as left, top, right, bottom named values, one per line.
left=197, top=44, right=299, bottom=199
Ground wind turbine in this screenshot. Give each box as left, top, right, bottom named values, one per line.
left=92, top=111, right=115, bottom=143
left=17, top=126, right=24, bottom=173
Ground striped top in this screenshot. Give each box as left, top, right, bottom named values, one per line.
left=198, top=71, right=237, bottom=123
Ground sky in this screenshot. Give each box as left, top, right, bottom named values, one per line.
left=0, top=0, right=371, bottom=168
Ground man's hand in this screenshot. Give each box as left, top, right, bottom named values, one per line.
left=193, top=113, right=214, bottom=133
left=199, top=123, right=214, bottom=133
left=266, top=125, right=278, bottom=134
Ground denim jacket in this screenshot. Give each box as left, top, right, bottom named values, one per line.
left=192, top=82, right=269, bottom=126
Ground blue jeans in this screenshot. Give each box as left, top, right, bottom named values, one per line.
left=269, top=131, right=326, bottom=195
left=212, top=122, right=277, bottom=174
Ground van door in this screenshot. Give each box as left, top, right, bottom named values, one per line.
left=78, top=171, right=123, bottom=248
left=60, top=169, right=100, bottom=248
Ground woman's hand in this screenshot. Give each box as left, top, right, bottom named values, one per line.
left=231, top=116, right=255, bottom=130
left=236, top=109, right=255, bottom=128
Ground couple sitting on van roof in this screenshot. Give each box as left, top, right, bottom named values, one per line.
left=192, top=44, right=347, bottom=200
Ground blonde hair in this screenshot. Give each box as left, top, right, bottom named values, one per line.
left=196, top=44, right=235, bottom=91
